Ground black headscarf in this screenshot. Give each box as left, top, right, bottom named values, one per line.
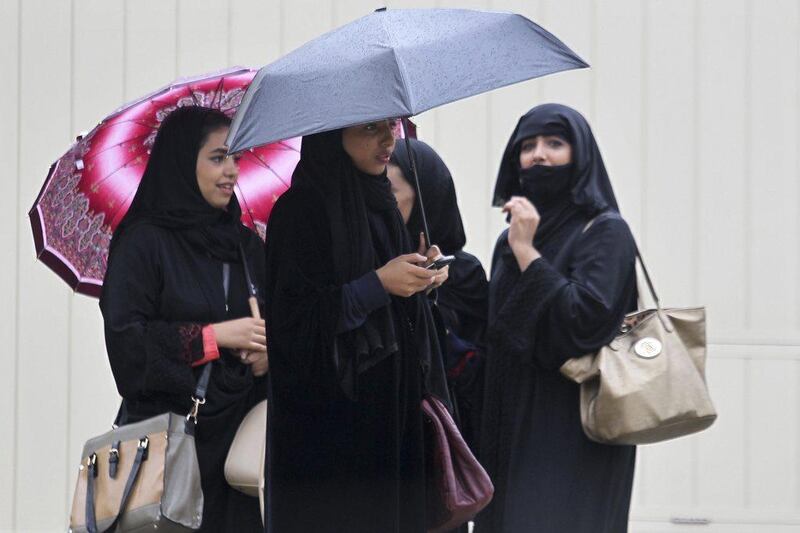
left=110, top=106, right=244, bottom=262
left=391, top=139, right=466, bottom=254
left=291, top=129, right=416, bottom=395
left=493, top=103, right=620, bottom=248
left=390, top=139, right=488, bottom=348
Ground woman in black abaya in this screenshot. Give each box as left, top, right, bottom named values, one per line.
left=475, top=104, right=638, bottom=533
left=264, top=121, right=451, bottom=533
left=389, top=139, right=489, bottom=451
left=100, top=106, right=267, bottom=532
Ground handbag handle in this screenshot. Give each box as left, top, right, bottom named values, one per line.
left=583, top=212, right=662, bottom=311
left=85, top=437, right=149, bottom=533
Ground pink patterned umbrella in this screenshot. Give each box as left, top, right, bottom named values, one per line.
left=29, top=67, right=301, bottom=298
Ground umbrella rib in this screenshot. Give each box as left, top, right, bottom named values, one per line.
left=234, top=182, right=258, bottom=229
left=213, top=78, right=225, bottom=108
left=87, top=152, right=150, bottom=189
left=276, top=140, right=300, bottom=152
left=82, top=132, right=153, bottom=161
left=103, top=185, right=139, bottom=232
left=247, top=152, right=291, bottom=188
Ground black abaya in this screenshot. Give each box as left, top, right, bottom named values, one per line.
left=99, top=107, right=266, bottom=532
left=476, top=104, right=638, bottom=533
left=264, top=131, right=449, bottom=533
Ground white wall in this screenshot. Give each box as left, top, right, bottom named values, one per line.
left=1, top=0, right=798, bottom=531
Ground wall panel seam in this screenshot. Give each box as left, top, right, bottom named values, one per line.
left=12, top=0, right=22, bottom=527
left=743, top=0, right=752, bottom=329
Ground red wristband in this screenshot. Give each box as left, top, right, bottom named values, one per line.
left=192, top=325, right=221, bottom=367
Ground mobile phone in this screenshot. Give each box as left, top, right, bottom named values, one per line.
left=426, top=255, right=456, bottom=270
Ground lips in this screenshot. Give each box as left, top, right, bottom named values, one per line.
left=217, top=183, right=235, bottom=195
left=376, top=152, right=391, bottom=164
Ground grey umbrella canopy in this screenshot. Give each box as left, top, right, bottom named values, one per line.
left=227, top=8, right=588, bottom=152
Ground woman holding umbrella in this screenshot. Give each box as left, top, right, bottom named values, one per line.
left=388, top=138, right=489, bottom=452
left=100, top=106, right=267, bottom=531
left=476, top=103, right=638, bottom=533
left=263, top=119, right=451, bottom=532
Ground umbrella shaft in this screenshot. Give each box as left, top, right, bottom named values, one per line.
left=401, top=118, right=431, bottom=250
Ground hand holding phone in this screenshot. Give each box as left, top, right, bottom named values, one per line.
left=426, top=255, right=456, bottom=270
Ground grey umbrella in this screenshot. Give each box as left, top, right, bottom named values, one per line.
left=227, top=7, right=588, bottom=243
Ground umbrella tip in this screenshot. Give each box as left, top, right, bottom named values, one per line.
left=374, top=7, right=387, bottom=12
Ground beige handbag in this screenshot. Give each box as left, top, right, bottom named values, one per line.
left=225, top=400, right=267, bottom=520
left=560, top=219, right=717, bottom=445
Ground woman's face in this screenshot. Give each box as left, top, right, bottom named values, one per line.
left=196, top=127, right=240, bottom=209
left=518, top=135, right=572, bottom=169
left=387, top=163, right=415, bottom=223
left=342, top=119, right=397, bottom=175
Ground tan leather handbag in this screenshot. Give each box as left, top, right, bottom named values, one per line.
left=560, top=220, right=717, bottom=445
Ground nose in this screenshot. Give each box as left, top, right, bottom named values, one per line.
left=531, top=141, right=547, bottom=164
left=223, top=155, right=239, bottom=178
left=380, top=122, right=396, bottom=147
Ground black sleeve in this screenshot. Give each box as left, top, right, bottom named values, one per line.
left=100, top=226, right=205, bottom=400
left=537, top=217, right=637, bottom=368
left=488, top=256, right=568, bottom=369
left=337, top=270, right=391, bottom=333
left=489, top=217, right=636, bottom=370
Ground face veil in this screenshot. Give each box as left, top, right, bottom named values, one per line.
left=492, top=103, right=621, bottom=247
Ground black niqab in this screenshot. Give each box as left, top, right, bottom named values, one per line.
left=111, top=106, right=243, bottom=263
left=493, top=103, right=619, bottom=249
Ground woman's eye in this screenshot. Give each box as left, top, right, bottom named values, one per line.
left=364, top=124, right=377, bottom=131
left=211, top=156, right=224, bottom=163
left=548, top=140, right=563, bottom=148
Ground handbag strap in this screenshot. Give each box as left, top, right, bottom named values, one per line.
left=85, top=436, right=150, bottom=533
left=583, top=212, right=661, bottom=310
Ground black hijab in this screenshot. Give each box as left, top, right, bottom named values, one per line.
left=391, top=139, right=466, bottom=254
left=110, top=106, right=244, bottom=262
left=291, top=129, right=417, bottom=396
left=493, top=103, right=620, bottom=249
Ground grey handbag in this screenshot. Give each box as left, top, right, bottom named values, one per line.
left=68, top=365, right=211, bottom=532
left=560, top=215, right=717, bottom=444
left=69, top=262, right=234, bottom=532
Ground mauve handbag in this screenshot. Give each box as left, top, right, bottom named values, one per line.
left=422, top=395, right=494, bottom=532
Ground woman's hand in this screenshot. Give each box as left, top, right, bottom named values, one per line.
left=417, top=234, right=449, bottom=290
left=212, top=317, right=266, bottom=352
left=239, top=349, right=269, bottom=377
left=376, top=252, right=437, bottom=297
left=502, top=196, right=542, bottom=271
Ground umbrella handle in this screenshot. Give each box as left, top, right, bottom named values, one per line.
left=249, top=296, right=262, bottom=319
left=401, top=117, right=431, bottom=250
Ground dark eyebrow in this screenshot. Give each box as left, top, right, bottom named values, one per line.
left=208, top=147, right=228, bottom=155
